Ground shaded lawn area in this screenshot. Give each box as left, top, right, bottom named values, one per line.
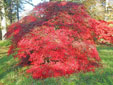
left=0, top=41, right=113, bottom=85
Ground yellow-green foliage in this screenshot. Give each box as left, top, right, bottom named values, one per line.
left=83, top=0, right=105, bottom=20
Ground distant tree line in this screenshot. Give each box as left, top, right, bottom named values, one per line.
left=0, top=0, right=33, bottom=40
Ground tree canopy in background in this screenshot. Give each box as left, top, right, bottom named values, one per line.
left=83, top=0, right=105, bottom=20
left=0, top=0, right=33, bottom=40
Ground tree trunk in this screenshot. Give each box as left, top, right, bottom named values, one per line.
left=1, top=5, right=7, bottom=40
left=16, top=0, right=19, bottom=21
left=105, top=0, right=109, bottom=21
left=0, top=29, right=2, bottom=40
left=9, top=0, right=13, bottom=24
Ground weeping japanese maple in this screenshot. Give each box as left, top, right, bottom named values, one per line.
left=6, top=1, right=112, bottom=79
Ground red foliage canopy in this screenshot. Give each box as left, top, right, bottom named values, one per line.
left=6, top=1, right=113, bottom=79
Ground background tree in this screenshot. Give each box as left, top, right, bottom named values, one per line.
left=0, top=0, right=34, bottom=40
left=0, top=0, right=7, bottom=40
left=83, top=0, right=105, bottom=20
left=104, top=0, right=113, bottom=21
left=5, top=0, right=33, bottom=23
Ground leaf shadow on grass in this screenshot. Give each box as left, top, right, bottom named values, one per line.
left=0, top=52, right=8, bottom=56
left=75, top=68, right=113, bottom=85
left=30, top=68, right=113, bottom=85
left=0, top=55, right=21, bottom=80
left=97, top=45, right=113, bottom=52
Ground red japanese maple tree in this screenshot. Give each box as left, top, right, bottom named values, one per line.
left=6, top=1, right=113, bottom=79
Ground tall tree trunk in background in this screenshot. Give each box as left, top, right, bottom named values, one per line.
left=1, top=6, right=7, bottom=40
left=9, top=0, right=13, bottom=24
left=0, top=29, right=2, bottom=40
left=106, top=0, right=109, bottom=11
left=16, top=0, right=19, bottom=21
left=105, top=0, right=109, bottom=21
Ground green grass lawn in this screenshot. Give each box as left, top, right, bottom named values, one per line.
left=0, top=41, right=113, bottom=85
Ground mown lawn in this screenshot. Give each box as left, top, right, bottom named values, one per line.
left=0, top=41, right=113, bottom=85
